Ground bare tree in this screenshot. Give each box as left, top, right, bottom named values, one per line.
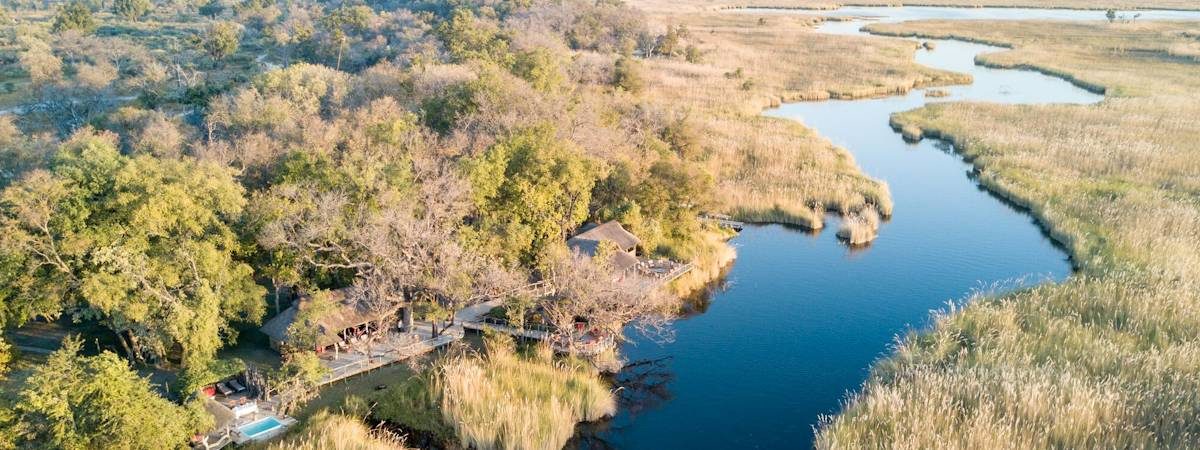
left=541, top=252, right=674, bottom=354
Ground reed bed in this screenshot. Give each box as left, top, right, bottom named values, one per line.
left=818, top=19, right=1200, bottom=448
left=670, top=228, right=740, bottom=296
left=835, top=205, right=881, bottom=245
left=378, top=336, right=615, bottom=450
left=266, top=411, right=407, bottom=450
left=629, top=9, right=937, bottom=228
left=642, top=0, right=1200, bottom=12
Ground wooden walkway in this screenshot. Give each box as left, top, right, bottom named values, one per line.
left=316, top=322, right=462, bottom=387
left=699, top=214, right=746, bottom=231
left=457, top=299, right=614, bottom=357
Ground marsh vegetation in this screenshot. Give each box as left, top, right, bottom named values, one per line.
left=818, top=18, right=1200, bottom=448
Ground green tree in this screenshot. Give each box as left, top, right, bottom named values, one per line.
left=52, top=1, right=97, bottom=34
left=437, top=8, right=513, bottom=66
left=421, top=68, right=507, bottom=134
left=112, top=0, right=151, bottom=21
left=198, top=0, right=223, bottom=17
left=203, top=21, right=241, bottom=60
left=612, top=56, right=644, bottom=93
left=655, top=25, right=682, bottom=57
left=511, top=48, right=564, bottom=93
left=0, top=131, right=265, bottom=370
left=320, top=5, right=371, bottom=70
left=14, top=337, right=206, bottom=450
left=465, top=125, right=596, bottom=267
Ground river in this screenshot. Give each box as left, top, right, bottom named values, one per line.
left=582, top=7, right=1200, bottom=449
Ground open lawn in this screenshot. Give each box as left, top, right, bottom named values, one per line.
left=817, top=18, right=1200, bottom=448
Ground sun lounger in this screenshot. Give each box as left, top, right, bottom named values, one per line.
left=216, top=382, right=234, bottom=396
left=228, top=379, right=247, bottom=392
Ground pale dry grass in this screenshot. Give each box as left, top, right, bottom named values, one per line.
left=433, top=337, right=615, bottom=450
left=867, top=19, right=1200, bottom=97
left=267, top=411, right=406, bottom=450
left=629, top=0, right=1200, bottom=14
left=819, top=19, right=1200, bottom=448
left=635, top=10, right=957, bottom=228
left=836, top=205, right=881, bottom=245
left=669, top=228, right=739, bottom=296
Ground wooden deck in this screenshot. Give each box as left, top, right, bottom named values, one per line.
left=457, top=299, right=615, bottom=356
left=315, top=322, right=462, bottom=387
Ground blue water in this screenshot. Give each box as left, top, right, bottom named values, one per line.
left=239, top=416, right=284, bottom=438
left=582, top=7, right=1126, bottom=449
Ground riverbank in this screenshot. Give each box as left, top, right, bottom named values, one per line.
left=628, top=5, right=976, bottom=230
left=707, top=1, right=1200, bottom=12
left=818, top=18, right=1200, bottom=447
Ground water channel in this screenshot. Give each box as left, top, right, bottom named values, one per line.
left=584, top=6, right=1200, bottom=449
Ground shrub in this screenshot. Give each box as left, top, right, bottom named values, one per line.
left=53, top=1, right=97, bottom=34
left=612, top=56, right=644, bottom=93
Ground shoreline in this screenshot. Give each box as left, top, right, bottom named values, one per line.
left=715, top=3, right=1200, bottom=13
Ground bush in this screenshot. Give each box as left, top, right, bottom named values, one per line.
left=53, top=1, right=97, bottom=34
left=612, top=56, right=644, bottom=93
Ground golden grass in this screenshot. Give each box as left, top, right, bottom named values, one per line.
left=379, top=336, right=615, bottom=450
left=630, top=0, right=1200, bottom=14
left=818, top=19, right=1200, bottom=448
left=266, top=411, right=406, bottom=450
left=866, top=19, right=1200, bottom=97
left=835, top=205, right=880, bottom=245
left=631, top=9, right=966, bottom=228
left=669, top=227, right=739, bottom=296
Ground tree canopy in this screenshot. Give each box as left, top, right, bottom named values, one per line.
left=465, top=125, right=596, bottom=268
left=0, top=131, right=264, bottom=370
left=12, top=337, right=207, bottom=450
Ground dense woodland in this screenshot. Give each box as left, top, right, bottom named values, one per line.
left=0, top=0, right=726, bottom=448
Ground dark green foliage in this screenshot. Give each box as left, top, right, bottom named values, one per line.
left=465, top=125, right=596, bottom=267
left=437, top=8, right=513, bottom=66
left=654, top=24, right=684, bottom=57
left=374, top=370, right=457, bottom=442
left=12, top=337, right=206, bottom=449
left=0, top=132, right=265, bottom=370
left=612, top=56, right=644, bottom=93
left=52, top=1, right=97, bottom=34
left=590, top=157, right=714, bottom=259
left=421, top=68, right=506, bottom=134
left=511, top=48, right=563, bottom=93
left=198, top=0, right=223, bottom=17
left=112, top=0, right=152, bottom=21
left=203, top=21, right=242, bottom=60
left=661, top=116, right=701, bottom=160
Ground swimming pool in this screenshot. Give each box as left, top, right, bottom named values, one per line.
left=238, top=416, right=284, bottom=439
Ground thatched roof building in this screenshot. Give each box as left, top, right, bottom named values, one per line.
left=259, top=288, right=401, bottom=352
left=567, top=221, right=641, bottom=272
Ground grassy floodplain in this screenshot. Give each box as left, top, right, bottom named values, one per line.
left=699, top=0, right=1200, bottom=11
left=817, top=19, right=1200, bottom=448
left=629, top=1, right=981, bottom=229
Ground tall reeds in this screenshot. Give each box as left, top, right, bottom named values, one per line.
left=379, top=335, right=616, bottom=450
left=267, top=411, right=407, bottom=450
left=817, top=18, right=1200, bottom=448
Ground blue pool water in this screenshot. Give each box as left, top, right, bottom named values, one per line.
left=239, top=416, right=284, bottom=438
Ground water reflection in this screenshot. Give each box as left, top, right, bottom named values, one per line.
left=591, top=5, right=1124, bottom=449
